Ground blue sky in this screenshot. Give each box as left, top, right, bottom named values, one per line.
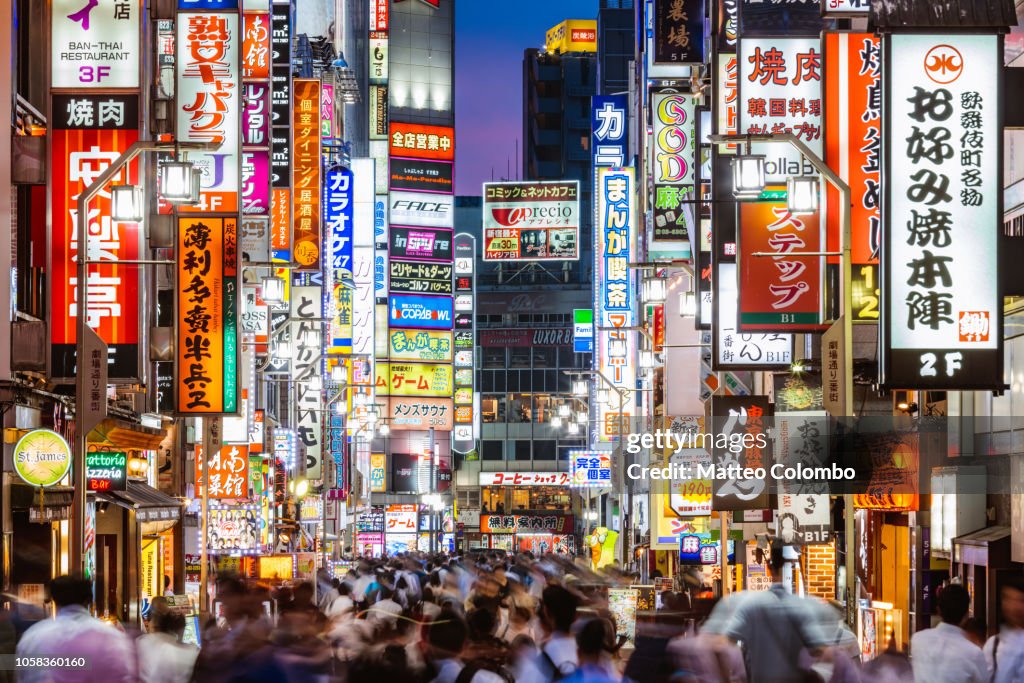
left=454, top=0, right=599, bottom=195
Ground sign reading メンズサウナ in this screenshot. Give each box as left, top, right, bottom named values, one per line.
left=482, top=182, right=580, bottom=261
left=881, top=34, right=1002, bottom=390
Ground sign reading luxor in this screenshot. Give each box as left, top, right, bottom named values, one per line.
left=881, top=34, right=1002, bottom=390
left=176, top=217, right=239, bottom=415
left=482, top=182, right=580, bottom=261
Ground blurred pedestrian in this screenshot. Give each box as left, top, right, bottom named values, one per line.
left=136, top=610, right=198, bottom=683
left=984, top=575, right=1024, bottom=683
left=15, top=574, right=136, bottom=683
left=909, top=583, right=987, bottom=683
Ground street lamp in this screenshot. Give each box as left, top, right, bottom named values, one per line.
left=110, top=185, right=145, bottom=222
left=261, top=276, right=285, bottom=306
left=306, top=374, right=323, bottom=392
left=572, top=379, right=589, bottom=396
left=567, top=421, right=581, bottom=436
left=786, top=176, right=819, bottom=215
left=159, top=159, right=202, bottom=204
left=639, top=350, right=657, bottom=370
left=331, top=365, right=346, bottom=383
left=597, top=389, right=610, bottom=405
left=378, top=421, right=391, bottom=437
left=731, top=153, right=766, bottom=197
left=575, top=411, right=588, bottom=425
left=272, top=339, right=292, bottom=359
left=551, top=416, right=563, bottom=429
left=301, top=328, right=322, bottom=348
left=608, top=338, right=627, bottom=358
left=679, top=291, right=697, bottom=318
left=558, top=403, right=571, bottom=418
left=642, top=277, right=667, bottom=304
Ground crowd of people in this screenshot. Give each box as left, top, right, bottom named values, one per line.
left=5, top=538, right=1024, bottom=683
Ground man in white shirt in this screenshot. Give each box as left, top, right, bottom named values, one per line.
left=984, top=576, right=1024, bottom=683
left=910, top=583, right=988, bottom=683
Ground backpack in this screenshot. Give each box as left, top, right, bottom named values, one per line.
left=455, top=657, right=516, bottom=683
left=539, top=646, right=578, bottom=682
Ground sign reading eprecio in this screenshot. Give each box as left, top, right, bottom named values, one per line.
left=482, top=181, right=579, bottom=261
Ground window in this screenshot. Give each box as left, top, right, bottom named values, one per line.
left=509, top=393, right=532, bottom=423
left=533, top=347, right=555, bottom=368
left=481, top=394, right=505, bottom=423
left=533, top=440, right=557, bottom=461
left=482, top=441, right=504, bottom=461
left=457, top=489, right=481, bottom=509
left=514, top=440, right=532, bottom=461
left=484, top=347, right=506, bottom=368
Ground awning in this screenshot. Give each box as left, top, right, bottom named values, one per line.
left=97, top=480, right=181, bottom=524
left=87, top=417, right=167, bottom=451
left=10, top=484, right=74, bottom=523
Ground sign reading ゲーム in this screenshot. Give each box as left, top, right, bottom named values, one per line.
left=13, top=430, right=73, bottom=488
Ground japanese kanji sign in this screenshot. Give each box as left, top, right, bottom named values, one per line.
left=177, top=12, right=240, bottom=213
left=292, top=78, right=322, bottom=269
left=652, top=0, right=705, bottom=64
left=374, top=362, right=453, bottom=398
left=242, top=13, right=270, bottom=79
left=825, top=32, right=880, bottom=266
left=369, top=455, right=386, bottom=493
left=715, top=263, right=793, bottom=369
left=50, top=95, right=142, bottom=380
left=591, top=95, right=628, bottom=168
left=738, top=37, right=823, bottom=182
left=389, top=121, right=454, bottom=161
left=709, top=395, right=772, bottom=510
left=52, top=0, right=140, bottom=88
left=596, top=168, right=636, bottom=442
left=738, top=199, right=824, bottom=330
left=480, top=514, right=573, bottom=534
left=176, top=217, right=239, bottom=414
left=325, top=165, right=354, bottom=352
left=881, top=34, right=1003, bottom=390
left=569, top=452, right=613, bottom=488
left=196, top=444, right=249, bottom=499
left=387, top=397, right=454, bottom=430
left=482, top=182, right=580, bottom=261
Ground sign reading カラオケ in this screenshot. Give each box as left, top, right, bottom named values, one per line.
left=52, top=0, right=140, bottom=88
left=881, top=34, right=1002, bottom=390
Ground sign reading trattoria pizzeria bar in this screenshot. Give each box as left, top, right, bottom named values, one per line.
left=881, top=34, right=1002, bottom=390
left=480, top=514, right=574, bottom=534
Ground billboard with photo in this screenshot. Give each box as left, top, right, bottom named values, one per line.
left=482, top=182, right=580, bottom=261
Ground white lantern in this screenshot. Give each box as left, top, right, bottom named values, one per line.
left=731, top=154, right=766, bottom=197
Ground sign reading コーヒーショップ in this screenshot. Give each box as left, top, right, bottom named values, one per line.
left=14, top=430, right=73, bottom=488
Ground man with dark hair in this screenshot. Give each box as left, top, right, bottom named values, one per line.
left=538, top=584, right=580, bottom=679
left=910, top=582, right=987, bottom=683
left=422, top=609, right=506, bottom=683
left=984, top=575, right=1024, bottom=683
left=15, top=575, right=135, bottom=683
left=724, top=538, right=827, bottom=683
left=137, top=609, right=198, bottom=683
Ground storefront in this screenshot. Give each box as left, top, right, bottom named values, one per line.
left=479, top=471, right=572, bottom=515
left=479, top=512, right=575, bottom=554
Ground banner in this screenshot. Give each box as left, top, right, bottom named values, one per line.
left=709, top=395, right=772, bottom=510
left=176, top=217, right=239, bottom=414
left=52, top=0, right=140, bottom=88
left=652, top=0, right=705, bottom=64
left=592, top=95, right=628, bottom=167
left=177, top=12, right=240, bottom=212
left=738, top=200, right=824, bottom=330
left=388, top=122, right=454, bottom=161
left=595, top=168, right=636, bottom=442
left=881, top=34, right=1002, bottom=390
left=738, top=36, right=822, bottom=183
left=715, top=263, right=793, bottom=369
left=482, top=182, right=580, bottom=261
left=389, top=294, right=453, bottom=330
left=50, top=95, right=141, bottom=380
left=291, top=285, right=323, bottom=479
left=389, top=158, right=453, bottom=194
left=824, top=32, right=880, bottom=266
left=387, top=397, right=454, bottom=430
left=374, top=362, right=454, bottom=397
left=196, top=444, right=249, bottom=498
left=387, top=329, right=453, bottom=362
left=651, top=92, right=697, bottom=243
left=292, top=78, right=322, bottom=269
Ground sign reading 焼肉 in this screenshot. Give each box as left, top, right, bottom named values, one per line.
left=483, top=182, right=580, bottom=261
left=881, top=34, right=1002, bottom=390
left=176, top=217, right=239, bottom=415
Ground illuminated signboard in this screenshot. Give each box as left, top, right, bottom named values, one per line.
left=374, top=362, right=454, bottom=398
left=881, top=34, right=1002, bottom=390
left=482, top=181, right=580, bottom=261
left=176, top=217, right=239, bottom=414
left=86, top=451, right=128, bottom=492
left=389, top=121, right=454, bottom=161
left=292, top=78, right=322, bottom=269
left=52, top=0, right=140, bottom=88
